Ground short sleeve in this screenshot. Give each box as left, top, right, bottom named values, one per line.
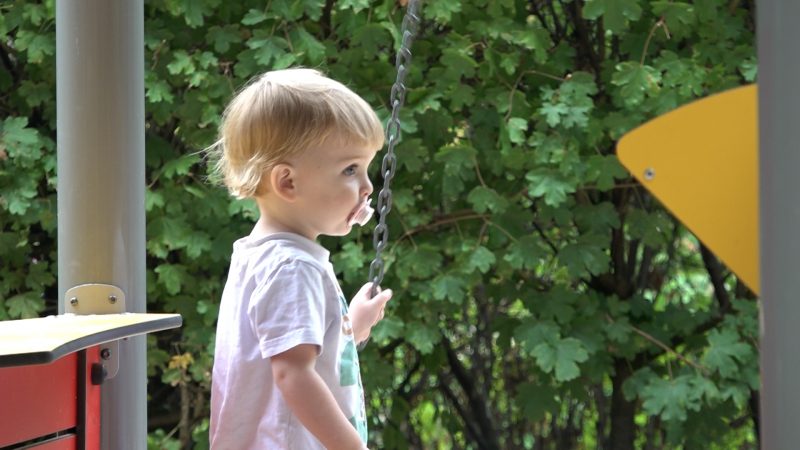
left=247, top=261, right=328, bottom=359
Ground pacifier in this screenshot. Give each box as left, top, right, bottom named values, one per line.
left=349, top=198, right=374, bottom=226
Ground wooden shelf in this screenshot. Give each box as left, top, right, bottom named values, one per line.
left=0, top=313, right=182, bottom=367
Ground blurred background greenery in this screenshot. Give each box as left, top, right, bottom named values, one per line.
left=0, top=0, right=758, bottom=448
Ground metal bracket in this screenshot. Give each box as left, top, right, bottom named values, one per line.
left=64, top=283, right=126, bottom=380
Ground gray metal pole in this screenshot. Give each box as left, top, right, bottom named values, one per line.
left=56, top=1, right=146, bottom=449
left=758, top=1, right=800, bottom=448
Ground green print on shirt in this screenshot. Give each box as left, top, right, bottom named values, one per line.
left=338, top=292, right=359, bottom=386
left=339, top=339, right=358, bottom=386
left=348, top=415, right=368, bottom=443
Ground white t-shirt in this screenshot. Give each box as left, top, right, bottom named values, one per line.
left=210, top=232, right=367, bottom=449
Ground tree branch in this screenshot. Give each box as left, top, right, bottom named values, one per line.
left=442, top=337, right=501, bottom=450
left=700, top=244, right=732, bottom=314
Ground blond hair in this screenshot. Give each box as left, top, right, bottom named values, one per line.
left=209, top=68, right=384, bottom=198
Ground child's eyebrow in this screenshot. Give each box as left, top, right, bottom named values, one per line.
left=336, top=152, right=375, bottom=163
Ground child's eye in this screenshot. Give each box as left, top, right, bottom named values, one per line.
left=343, top=164, right=357, bottom=176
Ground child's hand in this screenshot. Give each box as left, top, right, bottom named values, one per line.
left=349, top=282, right=392, bottom=344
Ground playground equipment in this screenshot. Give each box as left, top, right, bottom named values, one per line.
left=617, top=84, right=758, bottom=293
left=0, top=309, right=181, bottom=449
left=618, top=2, right=800, bottom=445
left=0, top=2, right=176, bottom=449
left=4, top=0, right=799, bottom=448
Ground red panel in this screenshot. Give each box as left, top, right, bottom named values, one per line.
left=0, top=354, right=78, bottom=447
left=82, top=346, right=102, bottom=450
left=28, top=434, right=77, bottom=450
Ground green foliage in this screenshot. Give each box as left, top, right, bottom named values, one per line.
left=0, top=0, right=760, bottom=448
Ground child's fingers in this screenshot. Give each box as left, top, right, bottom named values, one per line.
left=356, top=282, right=374, bottom=296
left=356, top=282, right=384, bottom=298
left=374, top=288, right=392, bottom=305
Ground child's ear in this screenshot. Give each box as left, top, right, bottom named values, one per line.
left=270, top=163, right=296, bottom=201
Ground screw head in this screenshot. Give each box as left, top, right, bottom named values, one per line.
left=100, top=348, right=111, bottom=360
left=109, top=295, right=117, bottom=304
left=644, top=167, right=656, bottom=181
left=70, top=297, right=78, bottom=306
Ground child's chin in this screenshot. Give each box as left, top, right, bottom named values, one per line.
left=324, top=226, right=351, bottom=237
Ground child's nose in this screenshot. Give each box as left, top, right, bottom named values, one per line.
left=361, top=176, right=373, bottom=197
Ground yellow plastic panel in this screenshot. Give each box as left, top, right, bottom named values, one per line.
left=617, top=85, right=758, bottom=294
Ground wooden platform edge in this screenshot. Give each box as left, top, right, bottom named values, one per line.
left=0, top=314, right=182, bottom=368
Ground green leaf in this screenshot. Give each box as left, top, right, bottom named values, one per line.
left=4, top=179, right=38, bottom=215
left=338, top=0, right=371, bottom=12
left=503, top=236, right=545, bottom=270
left=626, top=209, right=671, bottom=248
left=241, top=9, right=267, bottom=25
left=2, top=117, right=40, bottom=150
left=146, top=78, right=175, bottom=104
left=559, top=234, right=611, bottom=278
left=583, top=0, right=643, bottom=34
left=539, top=102, right=569, bottom=127
left=435, top=144, right=477, bottom=177
left=532, top=287, right=578, bottom=324
left=526, top=169, right=576, bottom=207
left=467, top=186, right=508, bottom=214
left=426, top=0, right=462, bottom=23
left=431, top=274, right=466, bottom=304
left=406, top=321, right=441, bottom=354
left=739, top=58, right=758, bottom=83
left=14, top=30, right=55, bottom=63
left=183, top=232, right=213, bottom=259
left=586, top=155, right=628, bottom=191
left=146, top=189, right=166, bottom=212
left=25, top=261, right=55, bottom=289
left=573, top=202, right=620, bottom=234
left=641, top=375, right=703, bottom=422
left=515, top=320, right=560, bottom=351
left=18, top=80, right=53, bottom=108
left=622, top=367, right=656, bottom=401
left=155, top=264, right=187, bottom=295
left=468, top=246, right=496, bottom=274
left=605, top=316, right=632, bottom=343
left=440, top=48, right=477, bottom=80
left=395, top=245, right=443, bottom=280
left=652, top=2, right=695, bottom=37
left=182, top=0, right=211, bottom=27
left=507, top=117, right=528, bottom=144
left=206, top=25, right=242, bottom=53
left=160, top=154, right=200, bottom=178
left=612, top=62, right=662, bottom=107
left=167, top=50, right=194, bottom=76
left=352, top=23, right=392, bottom=55
left=720, top=383, right=750, bottom=409
left=371, top=317, right=405, bottom=342
left=702, top=328, right=752, bottom=378
left=503, top=24, right=552, bottom=63
left=332, top=241, right=366, bottom=284
left=6, top=292, right=44, bottom=319
left=531, top=337, right=589, bottom=381
left=290, top=27, right=326, bottom=64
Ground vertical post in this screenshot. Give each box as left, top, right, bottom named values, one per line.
left=758, top=1, right=800, bottom=448
left=56, top=1, right=146, bottom=449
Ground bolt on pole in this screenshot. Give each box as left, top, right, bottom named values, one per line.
left=56, top=1, right=147, bottom=448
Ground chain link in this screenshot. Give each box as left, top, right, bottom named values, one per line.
left=368, top=0, right=420, bottom=298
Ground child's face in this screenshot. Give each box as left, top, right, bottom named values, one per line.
left=288, top=133, right=377, bottom=239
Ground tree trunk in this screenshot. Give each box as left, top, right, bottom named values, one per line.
left=609, top=359, right=636, bottom=450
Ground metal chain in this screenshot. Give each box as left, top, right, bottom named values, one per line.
left=368, top=0, right=421, bottom=298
